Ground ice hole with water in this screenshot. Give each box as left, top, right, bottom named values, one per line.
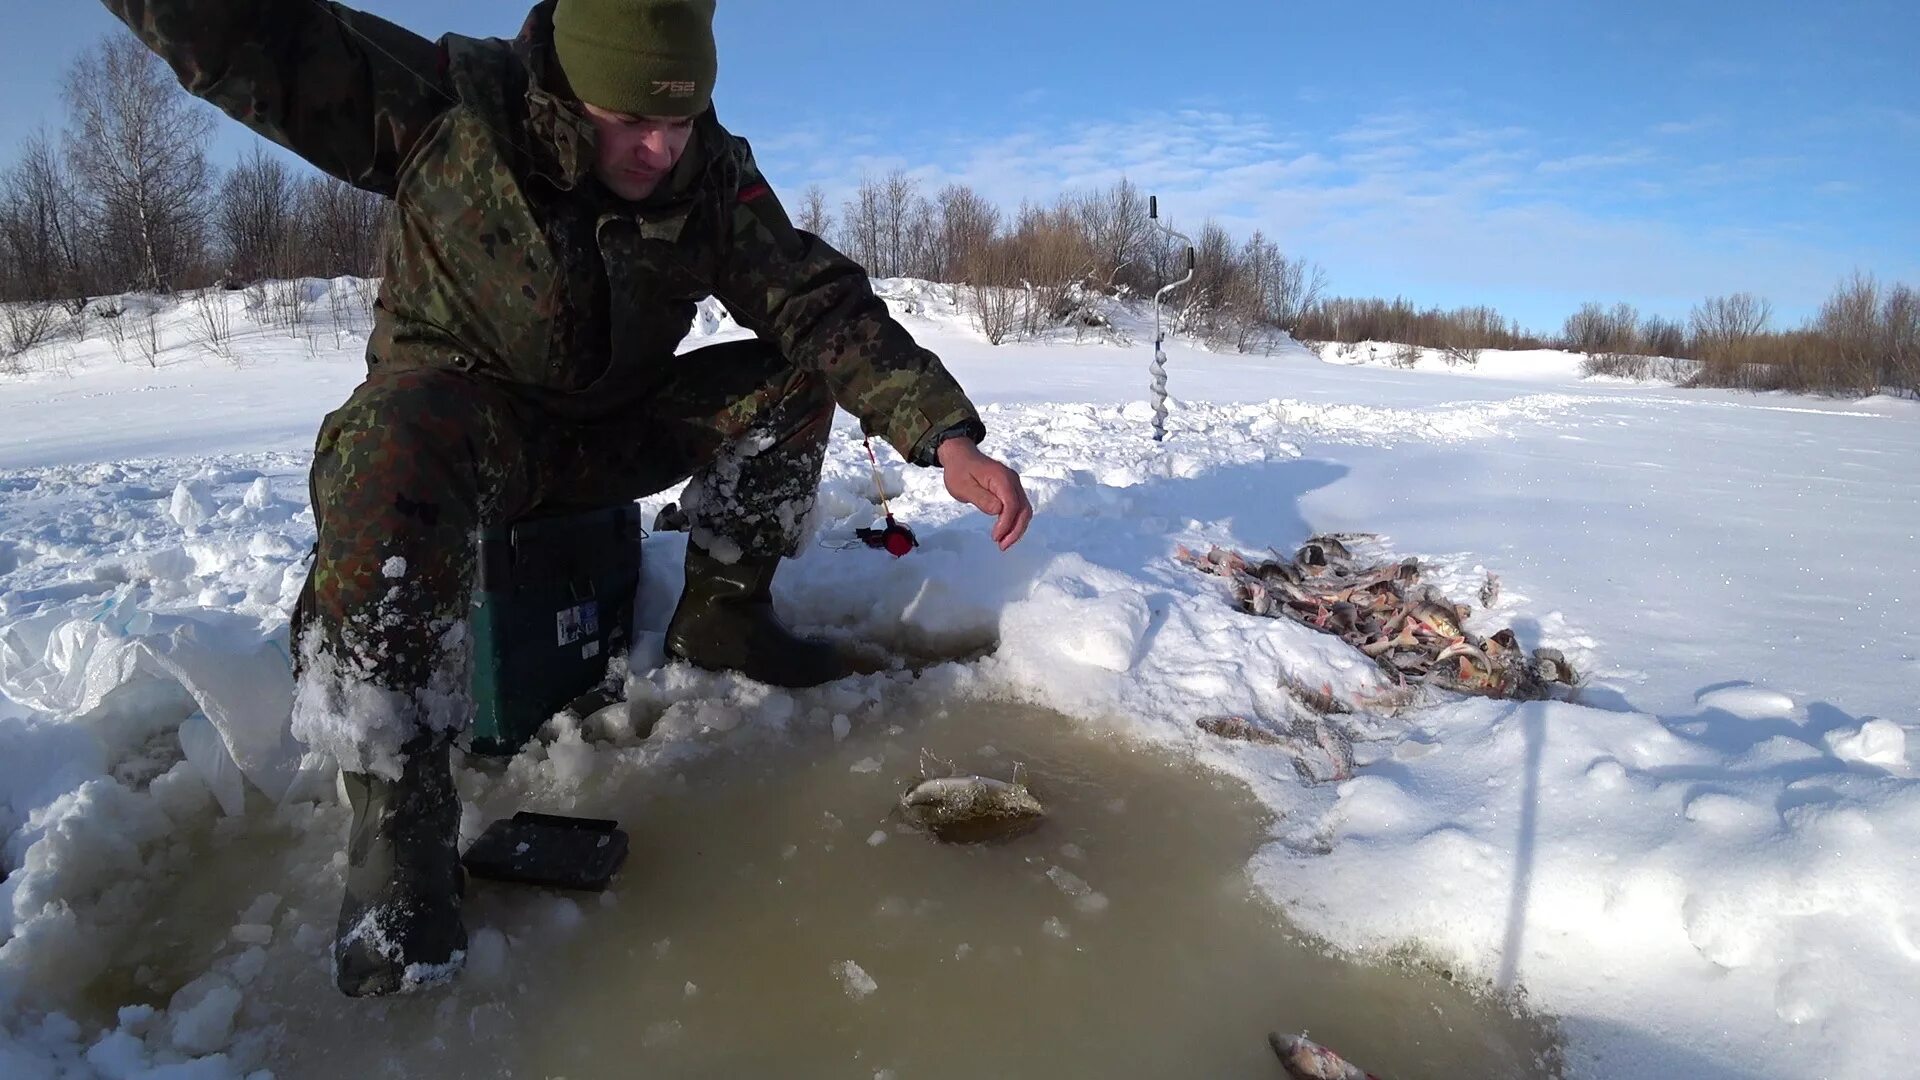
left=81, top=696, right=1559, bottom=1078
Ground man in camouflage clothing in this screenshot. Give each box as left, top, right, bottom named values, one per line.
left=103, top=0, right=1032, bottom=996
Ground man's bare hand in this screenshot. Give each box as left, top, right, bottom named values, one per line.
left=937, top=437, right=1032, bottom=550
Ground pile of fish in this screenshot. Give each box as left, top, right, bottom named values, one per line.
left=1175, top=534, right=1576, bottom=701
left=898, top=756, right=1046, bottom=844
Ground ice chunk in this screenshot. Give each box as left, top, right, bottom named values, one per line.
left=85, top=1030, right=150, bottom=1079
left=1824, top=718, right=1907, bottom=768
left=547, top=727, right=597, bottom=788
left=168, top=974, right=242, bottom=1054
left=466, top=927, right=509, bottom=985
left=834, top=959, right=878, bottom=1000
left=241, top=477, right=274, bottom=510
left=239, top=893, right=281, bottom=925
left=850, top=756, right=882, bottom=774
left=168, top=479, right=218, bottom=531
left=832, top=714, right=852, bottom=742
left=225, top=946, right=268, bottom=986
left=1046, top=865, right=1093, bottom=898
left=230, top=923, right=273, bottom=947
left=642, top=1020, right=685, bottom=1047
left=179, top=712, right=247, bottom=817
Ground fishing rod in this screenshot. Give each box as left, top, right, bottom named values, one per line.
left=1147, top=196, right=1195, bottom=442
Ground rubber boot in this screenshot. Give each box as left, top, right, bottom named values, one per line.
left=665, top=543, right=876, bottom=687
left=332, top=735, right=467, bottom=997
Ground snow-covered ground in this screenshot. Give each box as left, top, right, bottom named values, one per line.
left=2, top=280, right=1916, bottom=1078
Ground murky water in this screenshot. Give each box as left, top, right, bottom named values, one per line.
left=93, top=698, right=1557, bottom=1078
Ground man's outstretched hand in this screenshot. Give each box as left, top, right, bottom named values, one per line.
left=937, top=437, right=1032, bottom=550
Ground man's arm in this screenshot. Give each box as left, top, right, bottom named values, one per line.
left=101, top=0, right=449, bottom=196
left=708, top=143, right=984, bottom=465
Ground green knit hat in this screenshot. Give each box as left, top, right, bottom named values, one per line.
left=552, top=0, right=717, bottom=118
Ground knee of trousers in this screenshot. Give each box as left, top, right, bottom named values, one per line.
left=311, top=370, right=528, bottom=532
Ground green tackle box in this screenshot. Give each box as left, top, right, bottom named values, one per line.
left=468, top=503, right=643, bottom=756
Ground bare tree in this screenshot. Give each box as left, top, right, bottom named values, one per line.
left=1639, top=314, right=1687, bottom=359
left=297, top=174, right=387, bottom=278
left=0, top=132, right=86, bottom=304
left=793, top=183, right=832, bottom=237
left=1882, top=283, right=1918, bottom=395
left=1814, top=273, right=1882, bottom=390
left=963, top=240, right=1023, bottom=345
left=936, top=184, right=998, bottom=283
left=217, top=146, right=297, bottom=285
left=63, top=34, right=214, bottom=292
left=1689, top=292, right=1771, bottom=377
left=1077, top=178, right=1153, bottom=294
left=837, top=176, right=886, bottom=277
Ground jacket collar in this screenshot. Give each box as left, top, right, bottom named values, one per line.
left=516, top=1, right=596, bottom=190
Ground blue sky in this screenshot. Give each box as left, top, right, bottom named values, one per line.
left=6, top=1, right=1916, bottom=331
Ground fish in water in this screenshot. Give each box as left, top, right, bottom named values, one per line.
left=1268, top=1032, right=1381, bottom=1080
left=899, top=765, right=1045, bottom=844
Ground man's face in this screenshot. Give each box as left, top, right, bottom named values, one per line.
left=581, top=103, right=695, bottom=201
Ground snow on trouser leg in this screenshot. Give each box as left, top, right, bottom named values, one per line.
left=294, top=368, right=537, bottom=777
left=334, top=734, right=467, bottom=998
left=675, top=356, right=834, bottom=564
left=661, top=362, right=876, bottom=686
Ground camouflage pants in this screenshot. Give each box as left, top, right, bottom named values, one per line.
left=291, top=339, right=832, bottom=771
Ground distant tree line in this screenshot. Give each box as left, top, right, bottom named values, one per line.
left=1559, top=284, right=1918, bottom=395
left=808, top=170, right=1325, bottom=353
left=0, top=36, right=383, bottom=358
left=5, top=31, right=1912, bottom=397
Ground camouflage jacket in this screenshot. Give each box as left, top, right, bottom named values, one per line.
left=102, top=0, right=984, bottom=461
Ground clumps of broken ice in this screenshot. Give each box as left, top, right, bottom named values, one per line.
left=833, top=959, right=877, bottom=1000
left=1045, top=865, right=1110, bottom=915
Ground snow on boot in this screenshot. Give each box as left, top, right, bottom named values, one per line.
left=665, top=543, right=879, bottom=688
left=333, top=735, right=467, bottom=997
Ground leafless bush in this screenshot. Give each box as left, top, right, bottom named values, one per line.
left=1390, top=342, right=1422, bottom=368
left=3, top=302, right=60, bottom=357
left=1689, top=292, right=1771, bottom=380
left=351, top=276, right=379, bottom=324
left=1441, top=344, right=1482, bottom=367
left=188, top=286, right=234, bottom=360
left=1563, top=302, right=1642, bottom=355
left=1883, top=283, right=1918, bottom=393
left=271, top=278, right=311, bottom=335
left=132, top=302, right=162, bottom=367
left=961, top=241, right=1025, bottom=345
left=1814, top=273, right=1881, bottom=390
left=1639, top=314, right=1687, bottom=358
left=1580, top=352, right=1650, bottom=379
left=968, top=282, right=1022, bottom=346
left=97, top=300, right=131, bottom=364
